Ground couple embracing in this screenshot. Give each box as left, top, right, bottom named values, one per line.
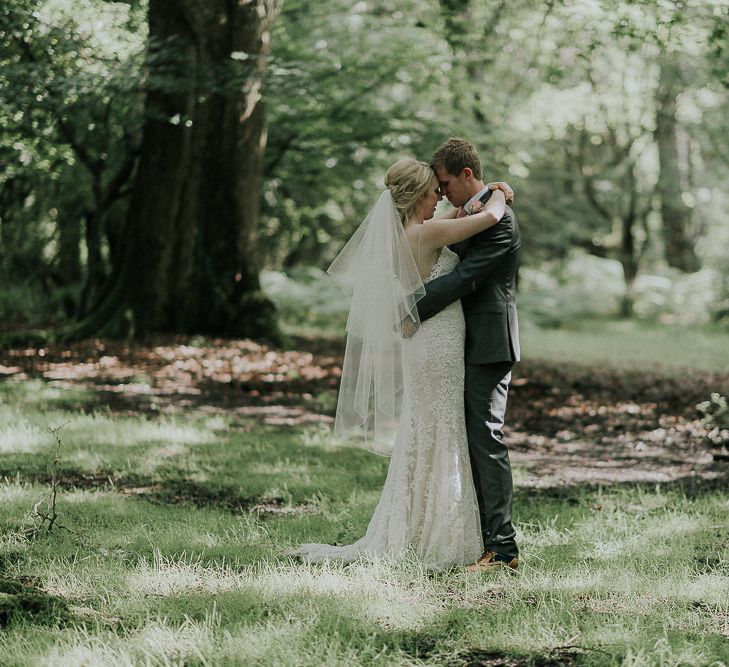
left=291, top=137, right=521, bottom=571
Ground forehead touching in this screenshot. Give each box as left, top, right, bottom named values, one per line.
left=435, top=165, right=459, bottom=181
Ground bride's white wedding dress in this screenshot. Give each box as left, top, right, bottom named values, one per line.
left=292, top=247, right=482, bottom=569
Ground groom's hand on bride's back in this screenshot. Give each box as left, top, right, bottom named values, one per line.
left=401, top=315, right=419, bottom=338
left=487, top=181, right=514, bottom=206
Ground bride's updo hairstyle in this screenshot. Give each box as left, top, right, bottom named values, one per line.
left=384, top=159, right=435, bottom=224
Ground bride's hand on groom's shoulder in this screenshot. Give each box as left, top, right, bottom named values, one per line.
left=487, top=181, right=514, bottom=206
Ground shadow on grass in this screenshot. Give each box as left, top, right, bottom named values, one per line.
left=2, top=458, right=726, bottom=524
left=152, top=587, right=602, bottom=666
left=0, top=578, right=70, bottom=628
left=0, top=465, right=319, bottom=520
left=514, top=468, right=729, bottom=504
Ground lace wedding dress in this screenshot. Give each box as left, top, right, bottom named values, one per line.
left=291, top=247, right=483, bottom=569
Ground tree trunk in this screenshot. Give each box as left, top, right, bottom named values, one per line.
left=180, top=1, right=276, bottom=334
left=655, top=58, right=700, bottom=273
left=619, top=215, right=638, bottom=318
left=56, top=210, right=82, bottom=285
left=78, top=207, right=106, bottom=318
left=62, top=0, right=280, bottom=341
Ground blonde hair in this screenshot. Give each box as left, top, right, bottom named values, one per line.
left=384, top=159, right=435, bottom=223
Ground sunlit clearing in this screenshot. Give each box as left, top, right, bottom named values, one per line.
left=0, top=412, right=215, bottom=455
left=124, top=553, right=440, bottom=629
left=0, top=420, right=47, bottom=453
left=0, top=480, right=39, bottom=503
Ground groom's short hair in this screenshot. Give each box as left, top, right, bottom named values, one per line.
left=431, top=137, right=483, bottom=180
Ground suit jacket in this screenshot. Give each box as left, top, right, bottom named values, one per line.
left=416, top=190, right=521, bottom=365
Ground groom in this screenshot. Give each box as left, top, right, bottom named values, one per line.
left=417, top=137, right=521, bottom=571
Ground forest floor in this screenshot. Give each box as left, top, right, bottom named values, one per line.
left=1, top=333, right=728, bottom=490
left=0, top=333, right=728, bottom=665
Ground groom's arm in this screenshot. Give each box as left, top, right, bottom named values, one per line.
left=416, top=209, right=514, bottom=322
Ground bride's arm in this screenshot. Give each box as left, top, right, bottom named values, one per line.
left=419, top=190, right=506, bottom=250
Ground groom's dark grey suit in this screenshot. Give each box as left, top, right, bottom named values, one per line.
left=416, top=189, right=521, bottom=559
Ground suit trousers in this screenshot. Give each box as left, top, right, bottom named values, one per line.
left=464, top=361, right=518, bottom=559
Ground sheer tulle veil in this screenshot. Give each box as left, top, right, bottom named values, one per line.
left=327, top=190, right=425, bottom=455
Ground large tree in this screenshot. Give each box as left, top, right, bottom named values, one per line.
left=64, top=0, right=281, bottom=340
left=654, top=57, right=700, bottom=273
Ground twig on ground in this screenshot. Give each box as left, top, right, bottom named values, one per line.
left=26, top=421, right=76, bottom=537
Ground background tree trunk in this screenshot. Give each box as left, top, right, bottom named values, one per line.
left=180, top=0, right=276, bottom=335
left=78, top=207, right=105, bottom=317
left=655, top=58, right=700, bottom=273
left=65, top=0, right=280, bottom=340
left=56, top=210, right=81, bottom=285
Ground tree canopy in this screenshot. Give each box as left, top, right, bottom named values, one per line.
left=1, top=0, right=728, bottom=339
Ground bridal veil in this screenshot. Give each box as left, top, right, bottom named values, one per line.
left=327, top=190, right=425, bottom=455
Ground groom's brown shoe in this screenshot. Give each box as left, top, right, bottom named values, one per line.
left=466, top=550, right=519, bottom=572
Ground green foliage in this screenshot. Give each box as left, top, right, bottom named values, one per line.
left=697, top=393, right=729, bottom=451
left=260, top=267, right=348, bottom=336
left=697, top=392, right=729, bottom=429
left=1, top=0, right=729, bottom=332
left=261, top=0, right=454, bottom=268
left=0, top=0, right=146, bottom=294
left=0, top=282, right=78, bottom=331
left=522, top=316, right=729, bottom=374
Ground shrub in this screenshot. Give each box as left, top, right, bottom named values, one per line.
left=696, top=393, right=729, bottom=455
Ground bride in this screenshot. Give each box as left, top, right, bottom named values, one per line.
left=290, top=159, right=507, bottom=569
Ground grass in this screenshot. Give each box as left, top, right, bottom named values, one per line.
left=1, top=473, right=727, bottom=665
left=522, top=318, right=729, bottom=374
left=0, top=322, right=728, bottom=665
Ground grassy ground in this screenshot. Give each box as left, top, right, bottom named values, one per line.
left=522, top=318, right=729, bottom=374
left=0, top=325, right=728, bottom=665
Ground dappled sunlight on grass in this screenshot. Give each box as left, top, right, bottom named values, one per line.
left=0, top=409, right=217, bottom=460
left=58, top=415, right=217, bottom=448
left=59, top=489, right=117, bottom=505
left=1, top=345, right=728, bottom=664
left=122, top=552, right=440, bottom=631
left=0, top=379, right=93, bottom=410
left=0, top=419, right=49, bottom=453
left=676, top=574, right=729, bottom=605
left=641, top=512, right=704, bottom=540
left=126, top=552, right=237, bottom=597
left=0, top=480, right=41, bottom=504
left=131, top=617, right=217, bottom=662
left=0, top=618, right=219, bottom=667
left=250, top=460, right=314, bottom=480
left=1, top=484, right=726, bottom=665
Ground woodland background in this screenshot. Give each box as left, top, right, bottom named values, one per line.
left=1, top=1, right=729, bottom=665
left=1, top=0, right=728, bottom=340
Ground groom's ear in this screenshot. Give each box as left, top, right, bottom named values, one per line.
left=462, top=167, right=473, bottom=180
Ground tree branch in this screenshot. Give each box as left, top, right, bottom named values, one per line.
left=575, top=130, right=613, bottom=222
